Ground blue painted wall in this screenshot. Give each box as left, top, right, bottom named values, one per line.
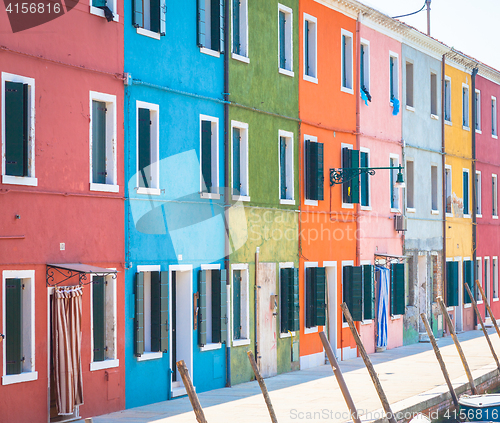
left=124, top=0, right=226, bottom=409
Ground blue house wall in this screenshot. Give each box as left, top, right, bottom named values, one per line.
left=124, top=0, right=226, bottom=409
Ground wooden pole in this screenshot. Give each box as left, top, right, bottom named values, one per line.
left=420, top=313, right=459, bottom=408
left=340, top=303, right=397, bottom=423
left=247, top=350, right=278, bottom=423
left=475, top=279, right=500, bottom=340
left=176, top=360, right=208, bottom=423
left=465, top=283, right=500, bottom=371
left=319, top=332, right=362, bottom=423
left=436, top=297, right=478, bottom=394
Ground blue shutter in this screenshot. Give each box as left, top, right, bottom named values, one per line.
left=150, top=271, right=161, bottom=352
left=212, top=270, right=221, bottom=343
left=160, top=271, right=169, bottom=352
left=233, top=270, right=241, bottom=339
left=446, top=261, right=459, bottom=307
left=219, top=0, right=225, bottom=53
left=342, top=35, right=346, bottom=87
left=132, top=0, right=143, bottom=27
left=93, top=0, right=106, bottom=7
left=5, top=81, right=28, bottom=177
left=5, top=279, right=22, bottom=375
left=463, top=261, right=474, bottom=304
left=279, top=11, right=286, bottom=69
left=317, top=142, right=324, bottom=201
left=360, top=44, right=365, bottom=90
left=92, top=276, right=106, bottom=362
left=210, top=0, right=221, bottom=51
left=363, top=265, right=375, bottom=320
left=219, top=270, right=227, bottom=344
left=280, top=137, right=287, bottom=199
left=197, top=0, right=206, bottom=47
left=315, top=267, right=326, bottom=326
left=138, top=108, right=151, bottom=188
left=390, top=57, right=395, bottom=99
left=134, top=273, right=144, bottom=357
left=150, top=0, right=160, bottom=33
left=233, top=128, right=241, bottom=194
left=305, top=20, right=309, bottom=76
left=92, top=101, right=107, bottom=184
left=391, top=263, right=406, bottom=315
left=198, top=270, right=207, bottom=346
left=159, top=0, right=166, bottom=35
left=201, top=120, right=212, bottom=193
left=232, top=0, right=240, bottom=54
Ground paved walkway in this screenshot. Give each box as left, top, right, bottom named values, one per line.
left=91, top=329, right=500, bottom=423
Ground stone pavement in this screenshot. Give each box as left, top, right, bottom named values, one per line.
left=90, top=329, right=500, bottom=423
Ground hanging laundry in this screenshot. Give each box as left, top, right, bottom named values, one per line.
left=391, top=97, right=400, bottom=116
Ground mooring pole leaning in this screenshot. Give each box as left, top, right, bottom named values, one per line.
left=176, top=360, right=208, bottom=423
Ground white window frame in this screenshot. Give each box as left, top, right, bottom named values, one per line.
left=231, top=0, right=249, bottom=63
left=492, top=96, right=498, bottom=139
left=304, top=134, right=318, bottom=207
left=231, top=263, right=250, bottom=347
left=445, top=164, right=452, bottom=217
left=493, top=174, right=498, bottom=219
left=476, top=257, right=483, bottom=304
left=389, top=51, right=399, bottom=104
left=445, top=76, right=452, bottom=125
left=406, top=158, right=415, bottom=212
left=464, top=256, right=472, bottom=309
left=303, top=13, right=317, bottom=84
left=279, top=262, right=296, bottom=338
left=304, top=261, right=319, bottom=334
left=476, top=170, right=482, bottom=218
left=199, top=114, right=220, bottom=199
left=485, top=257, right=491, bottom=303
left=390, top=154, right=400, bottom=213
left=405, top=60, right=414, bottom=111
left=135, top=101, right=160, bottom=196
left=90, top=272, right=119, bottom=371
left=279, top=130, right=295, bottom=205
left=431, top=164, right=439, bottom=214
left=89, top=91, right=119, bottom=193
left=90, top=0, right=119, bottom=22
left=341, top=143, right=354, bottom=210
left=1, top=72, right=37, bottom=187
left=360, top=39, right=370, bottom=97
left=2, top=270, right=37, bottom=385
left=430, top=71, right=439, bottom=119
left=493, top=257, right=499, bottom=301
left=341, top=260, right=354, bottom=328
left=278, top=4, right=294, bottom=77
left=360, top=147, right=371, bottom=210
left=200, top=263, right=223, bottom=352
left=463, top=168, right=470, bottom=218
left=340, top=29, right=353, bottom=94
left=475, top=89, right=481, bottom=133
left=231, top=121, right=249, bottom=201
left=463, top=83, right=470, bottom=130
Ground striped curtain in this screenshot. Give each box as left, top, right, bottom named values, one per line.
left=376, top=266, right=389, bottom=349
left=52, top=286, right=84, bottom=415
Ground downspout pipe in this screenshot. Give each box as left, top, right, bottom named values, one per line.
left=355, top=14, right=361, bottom=267
left=441, top=54, right=447, bottom=329
left=472, top=67, right=478, bottom=328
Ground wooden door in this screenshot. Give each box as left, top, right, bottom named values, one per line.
left=257, top=263, right=277, bottom=378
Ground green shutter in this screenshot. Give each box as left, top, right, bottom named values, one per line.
left=150, top=0, right=160, bottom=33
left=292, top=268, right=300, bottom=332
left=93, top=0, right=106, bottom=8
left=315, top=267, right=326, bottom=326
left=210, top=0, right=220, bottom=51
left=201, top=120, right=212, bottom=193
left=232, top=0, right=240, bottom=54
left=352, top=266, right=363, bottom=322
left=159, top=271, right=169, bottom=352
left=360, top=152, right=369, bottom=207
left=198, top=270, right=207, bottom=346
left=219, top=270, right=227, bottom=344
left=233, top=128, right=241, bottom=194
left=305, top=20, right=309, bottom=76
left=212, top=270, right=222, bottom=343
left=93, top=276, right=106, bottom=362
left=150, top=271, right=161, bottom=352
left=306, top=141, right=318, bottom=200
left=280, top=137, right=287, bottom=199
left=132, top=0, right=143, bottom=27
left=233, top=270, right=241, bottom=339
left=134, top=273, right=144, bottom=357
left=5, top=278, right=22, bottom=375
left=463, top=172, right=469, bottom=215
left=159, top=0, right=166, bottom=35
left=351, top=150, right=360, bottom=204
left=5, top=81, right=28, bottom=177
left=343, top=266, right=351, bottom=323
left=219, top=0, right=225, bottom=53
left=390, top=57, right=395, bottom=99
left=446, top=261, right=459, bottom=307
left=138, top=108, right=151, bottom=188
left=92, top=101, right=107, bottom=184
left=391, top=263, right=406, bottom=315
left=342, top=35, right=346, bottom=87
left=279, top=11, right=286, bottom=69
left=463, top=260, right=474, bottom=304
left=280, top=268, right=290, bottom=333
left=363, top=265, right=375, bottom=320
left=317, top=142, right=324, bottom=201
left=360, top=44, right=365, bottom=89
left=342, top=148, right=360, bottom=204
left=305, top=268, right=315, bottom=328
left=342, top=148, right=351, bottom=203
left=197, top=0, right=206, bottom=47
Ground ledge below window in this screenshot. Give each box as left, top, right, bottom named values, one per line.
left=445, top=120, right=453, bottom=126
left=2, top=371, right=38, bottom=385
left=391, top=315, right=401, bottom=320
left=303, top=75, right=318, bottom=84
left=304, top=326, right=318, bottom=334
left=137, top=187, right=161, bottom=196
left=232, top=53, right=249, bottom=64
left=431, top=209, right=439, bottom=215
left=280, top=199, right=295, bottom=205
left=493, top=134, right=498, bottom=140
left=407, top=208, right=416, bottom=213
left=431, top=114, right=439, bottom=120
left=232, top=195, right=250, bottom=202
left=304, top=199, right=318, bottom=207
left=279, top=331, right=296, bottom=339
left=90, top=358, right=119, bottom=371
left=200, top=192, right=221, bottom=200
left=90, top=183, right=119, bottom=193
left=405, top=105, right=415, bottom=112
left=136, top=27, right=160, bottom=40
left=341, top=86, right=354, bottom=95
left=200, top=343, right=222, bottom=352
left=136, top=351, right=162, bottom=362
left=90, top=6, right=119, bottom=22
left=279, top=68, right=294, bottom=78
left=200, top=47, right=220, bottom=58
left=2, top=175, right=38, bottom=186
left=232, top=338, right=251, bottom=347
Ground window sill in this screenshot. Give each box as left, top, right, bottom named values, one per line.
left=90, top=6, right=119, bottom=22
left=493, top=134, right=498, bottom=140
left=90, top=358, right=119, bottom=371
left=90, top=183, right=119, bottom=193
left=2, top=371, right=38, bottom=385
left=407, top=208, right=416, bottom=213
left=171, top=386, right=189, bottom=398
left=477, top=300, right=483, bottom=304
left=232, top=53, right=249, bottom=64
left=303, top=75, right=318, bottom=84
left=431, top=114, right=439, bottom=120
left=406, top=105, right=415, bottom=112
left=494, top=298, right=499, bottom=302
left=464, top=214, right=471, bottom=219
left=280, top=199, right=295, bottom=205
left=446, top=212, right=453, bottom=218
left=137, top=187, right=161, bottom=196
left=431, top=210, right=439, bottom=215
left=136, top=27, right=160, bottom=40
left=361, top=319, right=373, bottom=325
left=304, top=199, right=318, bottom=207
left=136, top=351, right=162, bottom=361
left=477, top=214, right=483, bottom=219
left=200, top=192, right=221, bottom=200
left=279, top=68, right=294, bottom=78
left=446, top=306, right=454, bottom=311
left=280, top=331, right=296, bottom=339
left=391, top=208, right=401, bottom=213
left=200, top=47, right=220, bottom=58
left=476, top=129, right=482, bottom=134
left=304, top=326, right=318, bottom=334
left=341, top=86, right=354, bottom=95
left=464, top=304, right=472, bottom=309
left=232, top=195, right=250, bottom=202
left=2, top=175, right=38, bottom=186
left=391, top=315, right=401, bottom=320
left=232, top=338, right=251, bottom=347
left=463, top=125, right=470, bottom=131
left=360, top=205, right=372, bottom=211
left=200, top=343, right=222, bottom=352
left=445, top=120, right=453, bottom=126
left=342, top=203, right=354, bottom=209
left=493, top=216, right=499, bottom=220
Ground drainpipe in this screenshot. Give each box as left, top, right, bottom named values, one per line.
left=441, top=54, right=447, bottom=332
left=472, top=67, right=478, bottom=329
left=355, top=14, right=361, bottom=267
left=255, top=247, right=260, bottom=371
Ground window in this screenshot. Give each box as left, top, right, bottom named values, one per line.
left=278, top=4, right=293, bottom=75
left=90, top=92, right=118, bottom=193
left=360, top=149, right=370, bottom=208
left=232, top=264, right=250, bottom=345
left=360, top=40, right=371, bottom=101
left=134, top=268, right=168, bottom=359
left=279, top=264, right=299, bottom=334
left=136, top=101, right=159, bottom=194
left=132, top=0, right=166, bottom=38
left=341, top=30, right=353, bottom=93
left=304, top=136, right=324, bottom=204
left=343, top=264, right=375, bottom=322
left=476, top=171, right=482, bottom=217
left=91, top=274, right=119, bottom=370
left=405, top=62, right=414, bottom=109
left=91, top=0, right=117, bottom=22
left=279, top=130, right=294, bottom=204
left=444, top=77, right=451, bottom=122
left=231, top=121, right=249, bottom=199
left=390, top=155, right=400, bottom=211
left=445, top=165, right=452, bottom=215
left=431, top=165, right=438, bottom=212
left=2, top=73, right=36, bottom=187
left=493, top=258, right=499, bottom=300
left=446, top=261, right=459, bottom=307
left=492, top=97, right=498, bottom=137
left=2, top=270, right=37, bottom=385
left=198, top=268, right=227, bottom=349
left=303, top=14, right=317, bottom=82
left=476, top=258, right=482, bottom=302
left=493, top=175, right=498, bottom=217
left=390, top=263, right=405, bottom=316
left=475, top=90, right=481, bottom=132
left=406, top=160, right=415, bottom=210
left=463, top=260, right=474, bottom=304
left=232, top=0, right=248, bottom=60
left=342, top=146, right=359, bottom=205
left=197, top=0, right=224, bottom=53
left=200, top=115, right=219, bottom=198
left=389, top=53, right=399, bottom=102
left=463, top=170, right=470, bottom=216
left=463, top=85, right=470, bottom=128
left=305, top=265, right=326, bottom=329
left=485, top=257, right=490, bottom=301
left=431, top=73, right=438, bottom=117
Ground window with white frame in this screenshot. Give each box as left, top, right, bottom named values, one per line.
left=475, top=89, right=481, bottom=132
left=463, top=84, right=470, bottom=128
left=360, top=40, right=370, bottom=101
left=2, top=72, right=36, bottom=187
left=492, top=97, right=498, bottom=137
left=444, top=77, right=451, bottom=122
left=431, top=165, right=439, bottom=212
left=133, top=0, right=166, bottom=37
left=360, top=148, right=370, bottom=208
left=304, top=262, right=326, bottom=332
left=304, top=135, right=324, bottom=204
left=232, top=264, right=250, bottom=345
left=200, top=115, right=219, bottom=198
left=406, top=159, right=415, bottom=210
left=389, top=53, right=399, bottom=102
left=431, top=72, right=438, bottom=117
left=197, top=0, right=224, bottom=52
left=91, top=274, right=118, bottom=370
left=485, top=257, right=491, bottom=300
left=231, top=121, right=249, bottom=199
left=136, top=101, right=159, bottom=194
left=405, top=61, right=414, bottom=109
left=390, top=155, right=400, bottom=211
left=278, top=4, right=293, bottom=75
left=2, top=270, right=37, bottom=385
left=493, top=174, right=498, bottom=217
left=279, top=262, right=299, bottom=334
left=493, top=258, right=499, bottom=300
left=91, top=0, right=118, bottom=22
left=463, top=169, right=470, bottom=216
left=476, top=258, right=482, bottom=301
left=90, top=92, right=118, bottom=192
left=232, top=0, right=248, bottom=60
left=476, top=171, right=482, bottom=217
left=445, top=165, right=452, bottom=215
left=303, top=14, right=317, bottom=81
left=279, top=130, right=294, bottom=204
left=341, top=29, right=353, bottom=93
